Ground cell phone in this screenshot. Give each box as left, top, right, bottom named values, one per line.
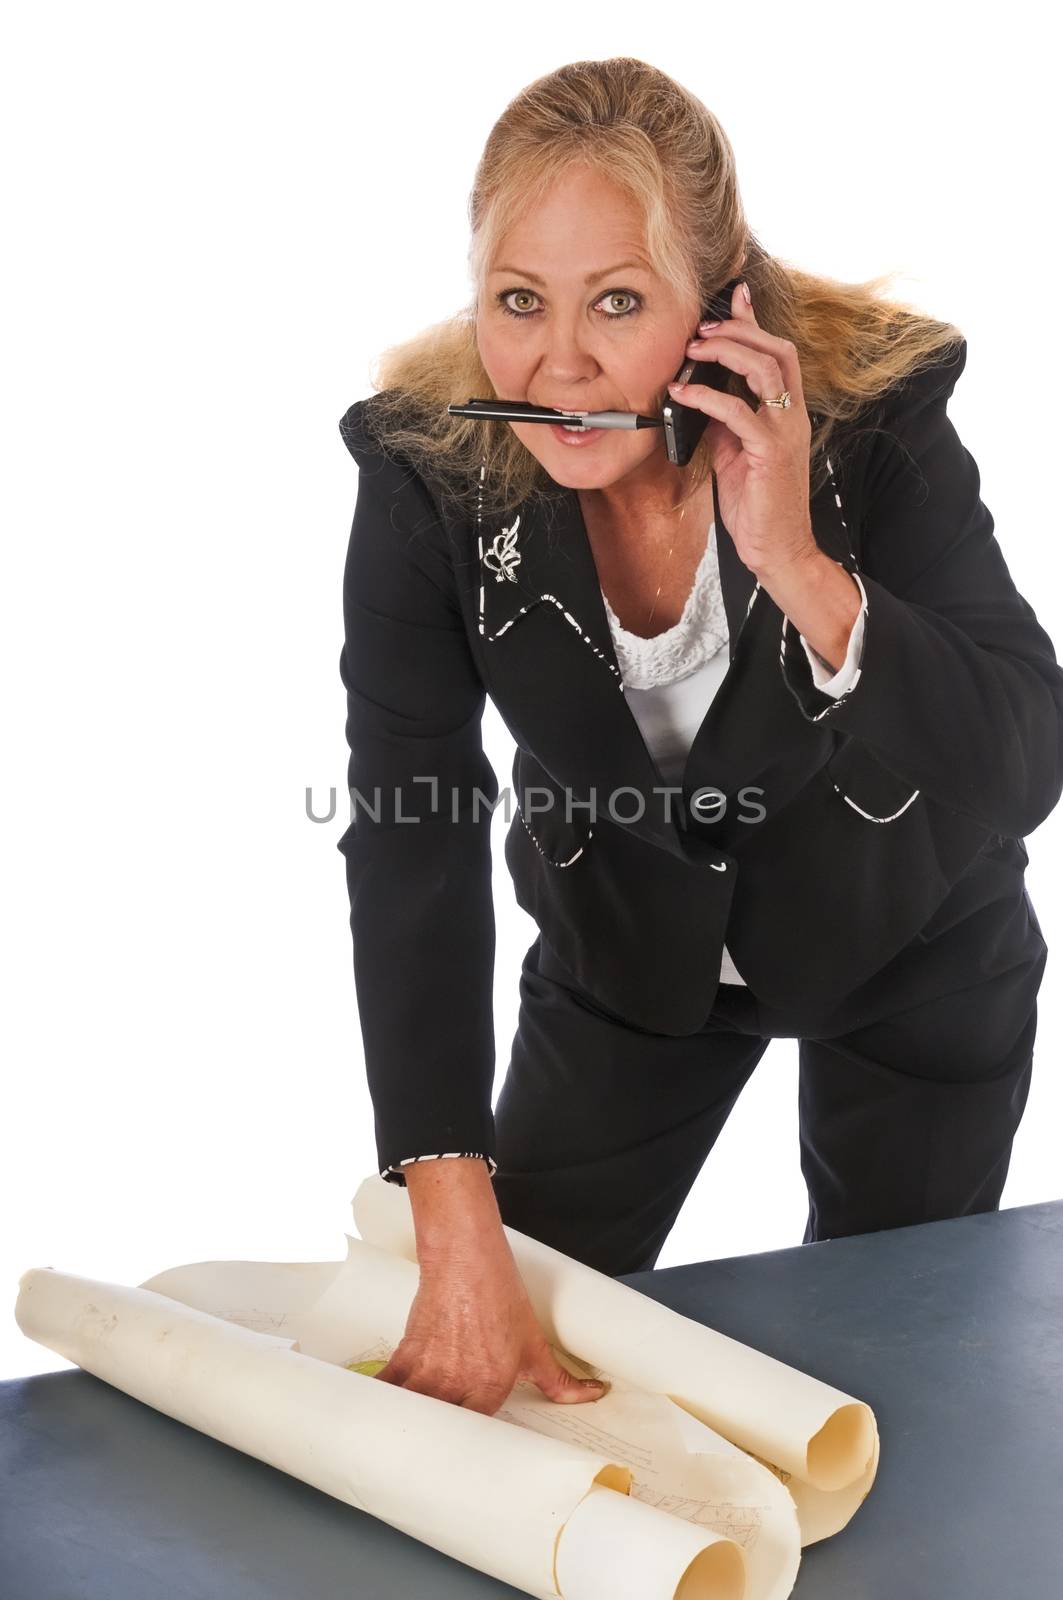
left=662, top=275, right=743, bottom=466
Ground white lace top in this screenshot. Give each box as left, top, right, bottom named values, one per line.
left=600, top=524, right=730, bottom=689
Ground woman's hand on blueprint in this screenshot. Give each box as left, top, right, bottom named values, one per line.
left=374, top=1223, right=609, bottom=1415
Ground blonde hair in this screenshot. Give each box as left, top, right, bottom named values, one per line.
left=357, top=57, right=964, bottom=522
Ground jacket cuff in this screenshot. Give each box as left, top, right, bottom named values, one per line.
left=381, top=1152, right=499, bottom=1188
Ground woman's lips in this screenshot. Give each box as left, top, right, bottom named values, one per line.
left=548, top=423, right=605, bottom=447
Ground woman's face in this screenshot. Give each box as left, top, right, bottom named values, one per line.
left=476, top=166, right=701, bottom=493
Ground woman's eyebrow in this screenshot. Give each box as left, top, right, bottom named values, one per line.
left=489, top=259, right=653, bottom=287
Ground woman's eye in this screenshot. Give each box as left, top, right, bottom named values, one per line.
left=598, top=290, right=639, bottom=317
left=496, top=288, right=641, bottom=320
left=499, top=289, right=539, bottom=318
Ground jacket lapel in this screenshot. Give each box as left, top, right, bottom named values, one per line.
left=477, top=481, right=715, bottom=862
left=476, top=470, right=761, bottom=659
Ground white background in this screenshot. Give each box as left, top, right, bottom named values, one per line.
left=4, top=1, right=1060, bottom=1378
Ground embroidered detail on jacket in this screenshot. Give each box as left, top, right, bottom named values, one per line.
left=483, top=515, right=522, bottom=583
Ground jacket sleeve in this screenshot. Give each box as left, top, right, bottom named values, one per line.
left=779, top=340, right=1063, bottom=837
left=337, top=401, right=499, bottom=1186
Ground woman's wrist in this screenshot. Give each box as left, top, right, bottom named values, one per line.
left=405, top=1155, right=506, bottom=1257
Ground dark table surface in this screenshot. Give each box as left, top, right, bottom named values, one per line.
left=4, top=1200, right=1062, bottom=1600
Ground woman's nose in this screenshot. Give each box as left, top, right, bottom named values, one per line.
left=539, top=337, right=600, bottom=380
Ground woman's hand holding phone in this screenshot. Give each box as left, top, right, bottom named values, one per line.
left=667, top=279, right=820, bottom=585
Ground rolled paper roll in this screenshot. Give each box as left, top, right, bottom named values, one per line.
left=14, top=1261, right=749, bottom=1600
left=149, top=1234, right=800, bottom=1599
left=351, top=1174, right=880, bottom=1544
left=557, top=1482, right=746, bottom=1600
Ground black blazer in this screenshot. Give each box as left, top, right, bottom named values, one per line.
left=337, top=341, right=1063, bottom=1178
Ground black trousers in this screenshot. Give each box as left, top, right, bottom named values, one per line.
left=492, top=930, right=1047, bottom=1277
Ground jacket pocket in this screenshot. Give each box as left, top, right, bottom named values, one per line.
left=513, top=747, right=594, bottom=868
left=826, top=737, right=923, bottom=824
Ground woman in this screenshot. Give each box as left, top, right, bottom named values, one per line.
left=336, top=59, right=1062, bottom=1417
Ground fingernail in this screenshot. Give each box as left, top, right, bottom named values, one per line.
left=698, top=319, right=722, bottom=331
left=668, top=381, right=686, bottom=392
left=740, top=281, right=752, bottom=305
